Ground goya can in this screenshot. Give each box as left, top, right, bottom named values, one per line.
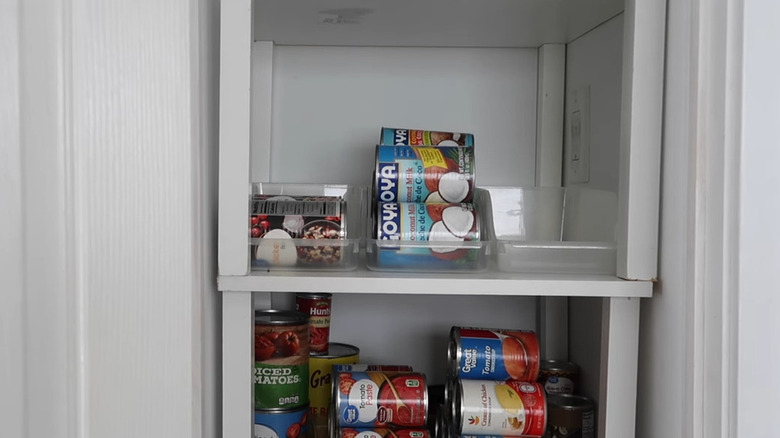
left=374, top=145, right=475, bottom=204
left=451, top=380, right=546, bottom=437
left=380, top=127, right=475, bottom=147
left=254, top=406, right=309, bottom=438
left=254, top=310, right=310, bottom=410
left=338, top=427, right=431, bottom=438
left=308, top=343, right=360, bottom=432
left=448, top=326, right=540, bottom=382
left=333, top=364, right=414, bottom=373
left=250, top=195, right=347, bottom=267
left=544, top=394, right=595, bottom=438
left=538, top=360, right=580, bottom=396
left=295, top=293, right=333, bottom=355
left=333, top=371, right=428, bottom=428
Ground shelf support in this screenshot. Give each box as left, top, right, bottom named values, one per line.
left=599, top=296, right=641, bottom=438
left=222, top=291, right=254, bottom=438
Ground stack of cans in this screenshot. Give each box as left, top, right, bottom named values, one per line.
left=371, top=127, right=481, bottom=270
left=441, top=326, right=547, bottom=438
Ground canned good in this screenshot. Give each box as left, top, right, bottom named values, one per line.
left=254, top=406, right=309, bottom=438
left=374, top=145, right=475, bottom=204
left=448, top=327, right=540, bottom=382
left=250, top=195, right=347, bottom=267
left=543, top=394, right=595, bottom=438
left=333, top=371, right=428, bottom=428
left=538, top=360, right=580, bottom=395
left=295, top=293, right=333, bottom=355
left=254, top=310, right=310, bottom=410
left=380, top=127, right=475, bottom=147
left=338, top=427, right=431, bottom=438
left=308, top=343, right=360, bottom=434
left=450, top=380, right=546, bottom=437
left=333, top=364, right=414, bottom=373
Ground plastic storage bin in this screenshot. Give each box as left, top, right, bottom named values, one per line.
left=483, top=186, right=618, bottom=275
left=249, top=183, right=365, bottom=271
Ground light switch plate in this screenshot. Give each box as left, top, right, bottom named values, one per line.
left=567, top=86, right=590, bottom=184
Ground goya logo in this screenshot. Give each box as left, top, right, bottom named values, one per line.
left=378, top=203, right=401, bottom=241
left=377, top=163, right=399, bottom=202
left=394, top=129, right=408, bottom=145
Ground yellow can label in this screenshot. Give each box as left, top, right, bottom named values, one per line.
left=308, top=346, right=359, bottom=428
left=412, top=147, right=447, bottom=169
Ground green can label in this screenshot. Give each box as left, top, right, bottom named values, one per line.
left=254, top=363, right=310, bottom=409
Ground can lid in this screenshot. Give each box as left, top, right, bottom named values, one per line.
left=318, top=342, right=360, bottom=358
left=547, top=393, right=595, bottom=411
left=540, top=359, right=580, bottom=373
left=254, top=309, right=309, bottom=325
left=295, top=292, right=333, bottom=300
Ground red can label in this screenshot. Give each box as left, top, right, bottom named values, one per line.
left=334, top=371, right=428, bottom=428
left=338, top=427, right=430, bottom=438
left=457, top=380, right=546, bottom=436
left=295, top=293, right=332, bottom=354
left=450, top=327, right=540, bottom=382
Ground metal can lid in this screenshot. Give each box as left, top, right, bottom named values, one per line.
left=540, top=359, right=580, bottom=374
left=316, top=342, right=359, bottom=359
left=254, top=309, right=309, bottom=325
left=447, top=327, right=461, bottom=376
left=547, top=393, right=595, bottom=411
left=254, top=404, right=310, bottom=416
left=295, top=292, right=333, bottom=300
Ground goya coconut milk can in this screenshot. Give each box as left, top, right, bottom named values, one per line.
left=374, top=145, right=475, bottom=204
left=380, top=127, right=475, bottom=147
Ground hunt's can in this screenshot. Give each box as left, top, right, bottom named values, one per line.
left=295, top=293, right=333, bottom=355
left=380, top=127, right=475, bottom=147
left=450, top=380, right=546, bottom=437
left=254, top=406, right=309, bottom=438
left=538, top=360, right=580, bottom=396
left=333, top=364, right=414, bottom=373
left=308, top=343, right=360, bottom=435
left=374, top=145, right=475, bottom=204
left=544, top=394, right=595, bottom=438
left=333, top=371, right=428, bottom=428
left=254, top=310, right=310, bottom=410
left=250, top=195, right=347, bottom=267
left=338, top=427, right=431, bottom=438
left=448, top=326, right=540, bottom=382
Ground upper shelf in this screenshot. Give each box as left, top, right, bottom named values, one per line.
left=252, top=0, right=624, bottom=47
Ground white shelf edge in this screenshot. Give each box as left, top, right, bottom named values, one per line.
left=217, top=271, right=652, bottom=298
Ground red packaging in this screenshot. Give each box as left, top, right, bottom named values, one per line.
left=295, top=293, right=332, bottom=355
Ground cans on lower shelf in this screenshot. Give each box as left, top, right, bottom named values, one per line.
left=543, top=394, right=595, bottom=438
left=308, top=343, right=360, bottom=436
left=448, top=326, right=541, bottom=382
left=333, top=371, right=429, bottom=429
left=254, top=406, right=309, bottom=438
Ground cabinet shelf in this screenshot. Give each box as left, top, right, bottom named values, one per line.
left=217, top=269, right=652, bottom=297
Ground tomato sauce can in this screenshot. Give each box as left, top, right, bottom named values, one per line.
left=254, top=309, right=310, bottom=410
left=333, top=371, right=429, bottom=429
left=374, top=145, right=475, bottom=204
left=537, top=360, right=580, bottom=396
left=380, top=127, right=475, bottom=147
left=338, top=427, right=431, bottom=438
left=254, top=406, right=310, bottom=438
left=448, top=326, right=540, bottom=382
left=333, top=364, right=414, bottom=373
left=450, top=380, right=546, bottom=437
left=295, top=293, right=333, bottom=355
left=545, top=394, right=595, bottom=438
left=250, top=195, right=347, bottom=267
left=308, top=343, right=360, bottom=435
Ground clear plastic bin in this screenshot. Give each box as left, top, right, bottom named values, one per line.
left=249, top=183, right=365, bottom=271
left=483, top=186, right=618, bottom=275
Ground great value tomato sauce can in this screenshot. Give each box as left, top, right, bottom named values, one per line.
left=450, top=380, right=546, bottom=437
left=254, top=309, right=310, bottom=410
left=374, top=145, right=475, bottom=204
left=448, top=326, right=540, bottom=382
left=380, top=127, right=475, bottom=147
left=254, top=406, right=310, bottom=438
left=338, top=427, right=431, bottom=438
left=295, top=293, right=333, bottom=355
left=308, top=343, right=360, bottom=435
left=333, top=371, right=429, bottom=429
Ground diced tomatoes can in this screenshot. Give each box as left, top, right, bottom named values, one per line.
left=545, top=394, right=595, bottom=438
left=308, top=343, right=360, bottom=436
left=332, top=371, right=429, bottom=429
left=450, top=379, right=546, bottom=437
left=448, top=326, right=540, bottom=382
left=254, top=309, right=310, bottom=410
left=295, top=293, right=333, bottom=355
left=254, top=406, right=309, bottom=438
left=379, top=127, right=475, bottom=147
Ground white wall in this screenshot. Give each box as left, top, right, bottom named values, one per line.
left=737, top=1, right=780, bottom=435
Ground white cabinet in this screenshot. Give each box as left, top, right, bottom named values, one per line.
left=217, top=1, right=664, bottom=437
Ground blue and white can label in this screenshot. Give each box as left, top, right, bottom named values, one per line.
left=448, top=327, right=540, bottom=382
left=374, top=145, right=475, bottom=204
left=379, top=127, right=475, bottom=147
left=254, top=407, right=309, bottom=438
